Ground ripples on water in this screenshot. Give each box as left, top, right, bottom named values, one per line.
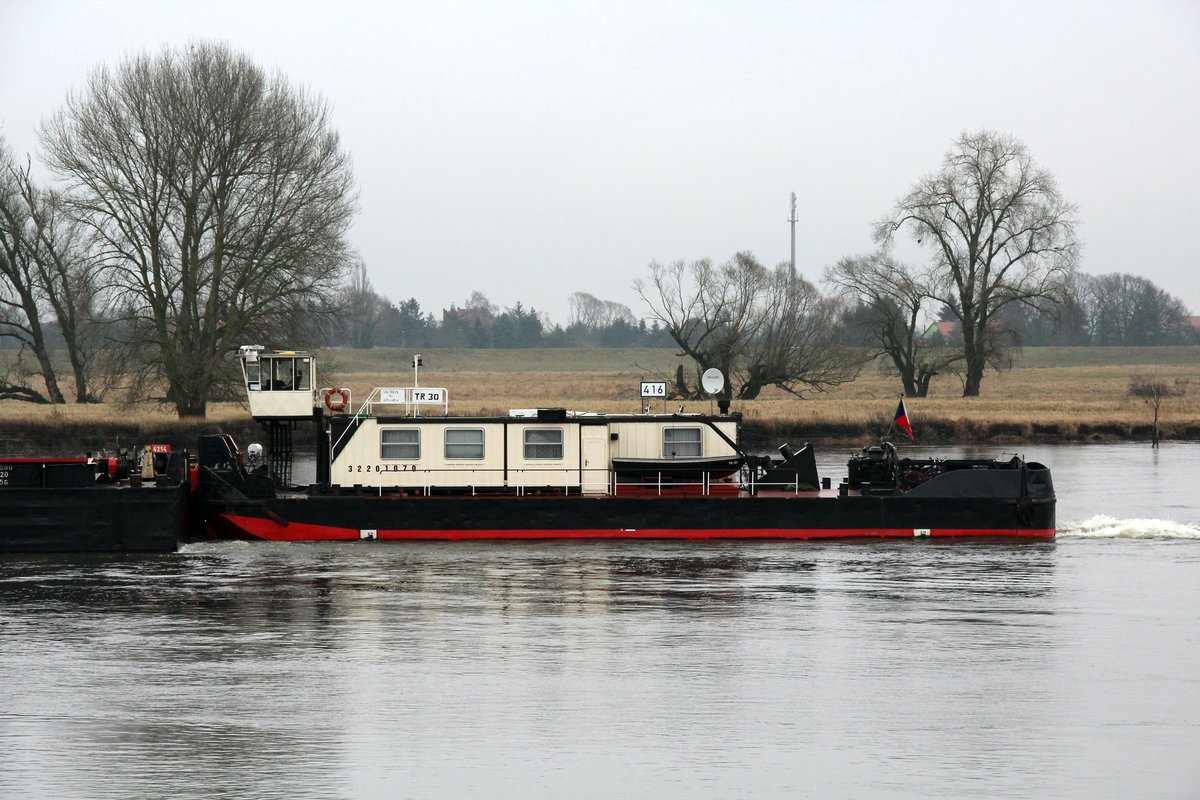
left=4, top=537, right=1199, bottom=799
left=3, top=442, right=1200, bottom=799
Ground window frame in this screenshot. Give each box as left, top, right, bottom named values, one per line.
left=294, top=357, right=312, bottom=391
left=523, top=427, right=565, bottom=461
left=444, top=427, right=486, bottom=460
left=662, top=426, right=703, bottom=459
left=244, top=360, right=262, bottom=391
left=264, top=357, right=294, bottom=391
left=380, top=428, right=421, bottom=461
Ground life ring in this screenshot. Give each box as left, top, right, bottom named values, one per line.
left=325, top=387, right=349, bottom=412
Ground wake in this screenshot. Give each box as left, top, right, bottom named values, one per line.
left=1058, top=515, right=1200, bottom=540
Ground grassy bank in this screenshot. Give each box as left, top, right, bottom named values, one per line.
left=317, top=346, right=1200, bottom=444
left=2, top=346, right=1198, bottom=453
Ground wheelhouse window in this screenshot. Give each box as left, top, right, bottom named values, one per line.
left=524, top=428, right=564, bottom=460
left=255, top=355, right=312, bottom=391
left=294, top=357, right=311, bottom=390
left=244, top=360, right=262, bottom=391
left=445, top=428, right=485, bottom=460
left=381, top=428, right=420, bottom=460
left=662, top=427, right=702, bottom=458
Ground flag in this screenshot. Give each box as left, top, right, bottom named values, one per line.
left=894, top=397, right=915, bottom=440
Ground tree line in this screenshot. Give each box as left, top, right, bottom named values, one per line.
left=332, top=267, right=674, bottom=350
left=329, top=257, right=1195, bottom=367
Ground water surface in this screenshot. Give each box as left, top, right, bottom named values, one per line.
left=2, top=442, right=1198, bottom=798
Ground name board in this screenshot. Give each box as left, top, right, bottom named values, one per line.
left=379, top=388, right=406, bottom=404
left=411, top=388, right=446, bottom=404
left=641, top=381, right=667, bottom=398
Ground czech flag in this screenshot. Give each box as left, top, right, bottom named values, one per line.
left=894, top=398, right=915, bottom=440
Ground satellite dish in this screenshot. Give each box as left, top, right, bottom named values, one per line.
left=701, top=368, right=725, bottom=396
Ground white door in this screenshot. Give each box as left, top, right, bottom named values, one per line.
left=580, top=426, right=610, bottom=495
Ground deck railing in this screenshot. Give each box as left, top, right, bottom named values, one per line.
left=331, top=465, right=817, bottom=498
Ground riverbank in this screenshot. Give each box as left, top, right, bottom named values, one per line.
left=2, top=345, right=1197, bottom=453
left=0, top=410, right=1194, bottom=458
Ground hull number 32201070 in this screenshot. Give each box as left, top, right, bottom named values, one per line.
left=348, top=464, right=419, bottom=473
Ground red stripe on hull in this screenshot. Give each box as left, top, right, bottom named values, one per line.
left=211, top=514, right=1054, bottom=542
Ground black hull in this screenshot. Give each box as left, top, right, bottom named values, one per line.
left=204, top=490, right=1055, bottom=541
left=0, top=485, right=187, bottom=553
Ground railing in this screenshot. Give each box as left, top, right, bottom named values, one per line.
left=355, top=386, right=449, bottom=418
left=330, top=465, right=765, bottom=498
left=742, top=466, right=819, bottom=495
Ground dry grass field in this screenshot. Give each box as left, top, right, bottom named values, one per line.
left=2, top=346, right=1199, bottom=445
left=314, top=346, right=1200, bottom=441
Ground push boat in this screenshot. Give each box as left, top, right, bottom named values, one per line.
left=193, top=346, right=1056, bottom=542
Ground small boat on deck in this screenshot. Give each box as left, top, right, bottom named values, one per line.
left=193, top=346, right=1056, bottom=542
left=611, top=454, right=745, bottom=482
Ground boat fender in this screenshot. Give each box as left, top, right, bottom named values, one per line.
left=325, top=388, right=349, bottom=412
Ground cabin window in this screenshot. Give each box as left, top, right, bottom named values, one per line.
left=662, top=427, right=702, bottom=458
left=268, top=358, right=294, bottom=391
left=524, top=428, right=564, bottom=460
left=295, top=358, right=311, bottom=390
left=381, top=428, right=420, bottom=460
left=445, top=428, right=485, bottom=460
left=245, top=360, right=261, bottom=391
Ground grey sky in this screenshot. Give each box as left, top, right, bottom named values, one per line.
left=2, top=0, right=1198, bottom=325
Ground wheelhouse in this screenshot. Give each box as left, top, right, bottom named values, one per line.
left=239, top=345, right=317, bottom=420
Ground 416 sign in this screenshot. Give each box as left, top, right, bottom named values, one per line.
left=640, top=381, right=667, bottom=398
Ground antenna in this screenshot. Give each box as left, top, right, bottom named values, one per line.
left=788, top=192, right=798, bottom=274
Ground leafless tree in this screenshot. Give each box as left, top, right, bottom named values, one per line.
left=0, top=139, right=100, bottom=403
left=1128, top=374, right=1187, bottom=447
left=338, top=259, right=390, bottom=348
left=877, top=130, right=1078, bottom=396
left=636, top=252, right=860, bottom=400
left=25, top=182, right=108, bottom=402
left=1081, top=273, right=1191, bottom=345
left=825, top=251, right=961, bottom=397
left=0, top=149, right=61, bottom=402
left=462, top=291, right=498, bottom=318
left=40, top=41, right=357, bottom=417
left=0, top=350, right=52, bottom=403
left=568, top=291, right=635, bottom=328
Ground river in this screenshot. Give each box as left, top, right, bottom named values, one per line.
left=1, top=442, right=1198, bottom=798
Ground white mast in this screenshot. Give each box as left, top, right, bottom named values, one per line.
left=788, top=192, right=798, bottom=274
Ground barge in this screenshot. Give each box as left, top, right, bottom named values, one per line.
left=194, top=347, right=1056, bottom=542
left=0, top=449, right=189, bottom=553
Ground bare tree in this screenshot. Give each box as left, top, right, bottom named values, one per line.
left=1128, top=374, right=1187, bottom=447
left=568, top=291, right=635, bottom=328
left=636, top=252, right=859, bottom=400
left=338, top=259, right=390, bottom=348
left=0, top=140, right=70, bottom=403
left=877, top=130, right=1078, bottom=396
left=24, top=179, right=107, bottom=402
left=825, top=251, right=961, bottom=396
left=1081, top=273, right=1191, bottom=345
left=463, top=291, right=498, bottom=317
left=0, top=350, right=52, bottom=403
left=40, top=41, right=357, bottom=417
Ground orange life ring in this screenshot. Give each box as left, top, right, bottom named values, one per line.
left=325, top=388, right=348, bottom=412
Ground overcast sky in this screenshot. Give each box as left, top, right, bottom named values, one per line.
left=2, top=0, right=1198, bottom=325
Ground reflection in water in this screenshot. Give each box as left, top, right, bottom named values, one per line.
left=0, top=541, right=1108, bottom=799
left=6, top=439, right=1200, bottom=798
